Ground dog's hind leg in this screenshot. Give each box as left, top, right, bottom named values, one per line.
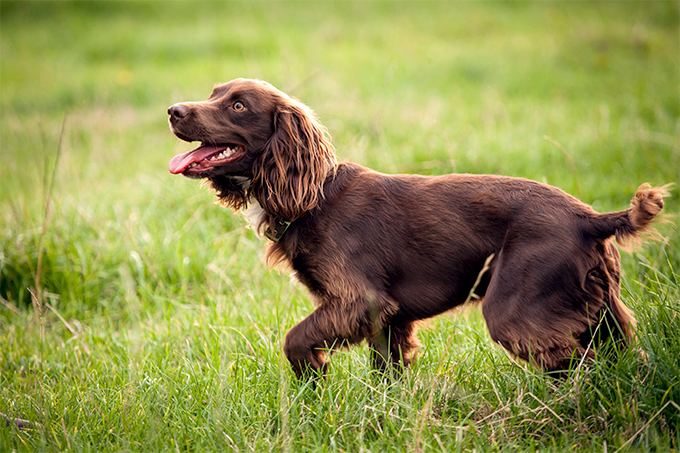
left=578, top=239, right=636, bottom=350
left=481, top=233, right=606, bottom=372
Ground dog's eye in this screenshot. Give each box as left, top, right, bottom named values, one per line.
left=233, top=101, right=246, bottom=112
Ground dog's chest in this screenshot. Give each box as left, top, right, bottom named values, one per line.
left=242, top=199, right=266, bottom=235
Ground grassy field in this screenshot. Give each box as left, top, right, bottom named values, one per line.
left=1, top=1, right=679, bottom=451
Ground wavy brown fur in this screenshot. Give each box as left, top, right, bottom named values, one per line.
left=252, top=101, right=336, bottom=222
left=168, top=78, right=669, bottom=378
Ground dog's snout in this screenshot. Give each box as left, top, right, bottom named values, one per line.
left=168, top=104, right=189, bottom=120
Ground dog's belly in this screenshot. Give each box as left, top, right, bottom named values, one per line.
left=387, top=263, right=491, bottom=320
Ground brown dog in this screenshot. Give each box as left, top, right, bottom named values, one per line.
left=168, top=78, right=667, bottom=377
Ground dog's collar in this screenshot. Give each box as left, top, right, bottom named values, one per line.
left=264, top=217, right=292, bottom=242
left=242, top=196, right=293, bottom=243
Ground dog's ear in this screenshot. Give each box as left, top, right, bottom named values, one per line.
left=253, top=100, right=336, bottom=220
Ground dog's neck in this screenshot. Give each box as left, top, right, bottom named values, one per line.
left=211, top=166, right=351, bottom=243
left=207, top=175, right=289, bottom=242
left=241, top=198, right=292, bottom=242
left=242, top=197, right=265, bottom=232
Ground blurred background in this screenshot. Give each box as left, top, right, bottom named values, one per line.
left=1, top=1, right=678, bottom=450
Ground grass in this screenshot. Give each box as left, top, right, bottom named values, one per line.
left=1, top=1, right=679, bottom=451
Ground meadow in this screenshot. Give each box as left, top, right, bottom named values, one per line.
left=1, top=1, right=679, bottom=451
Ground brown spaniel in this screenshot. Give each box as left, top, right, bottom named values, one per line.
left=168, top=78, right=667, bottom=377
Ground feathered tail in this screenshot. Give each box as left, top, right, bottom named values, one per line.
left=586, top=183, right=670, bottom=245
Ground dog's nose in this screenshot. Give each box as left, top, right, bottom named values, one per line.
left=168, top=104, right=189, bottom=120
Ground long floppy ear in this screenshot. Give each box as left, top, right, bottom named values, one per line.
left=252, top=99, right=336, bottom=220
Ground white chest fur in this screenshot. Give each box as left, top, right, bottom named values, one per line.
left=242, top=198, right=266, bottom=236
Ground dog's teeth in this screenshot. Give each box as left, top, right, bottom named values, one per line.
left=205, top=148, right=237, bottom=163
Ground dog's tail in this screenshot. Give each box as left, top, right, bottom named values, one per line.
left=585, top=183, right=670, bottom=245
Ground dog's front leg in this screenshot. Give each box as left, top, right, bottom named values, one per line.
left=368, top=322, right=419, bottom=371
left=283, top=303, right=367, bottom=378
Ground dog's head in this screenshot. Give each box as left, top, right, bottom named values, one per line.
left=168, top=78, right=336, bottom=219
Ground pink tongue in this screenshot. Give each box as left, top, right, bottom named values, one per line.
left=168, top=144, right=227, bottom=174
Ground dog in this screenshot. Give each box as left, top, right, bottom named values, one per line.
left=168, top=78, right=667, bottom=377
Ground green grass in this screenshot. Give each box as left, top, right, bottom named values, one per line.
left=1, top=1, right=679, bottom=451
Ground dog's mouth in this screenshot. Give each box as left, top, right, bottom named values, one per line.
left=168, top=143, right=246, bottom=176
